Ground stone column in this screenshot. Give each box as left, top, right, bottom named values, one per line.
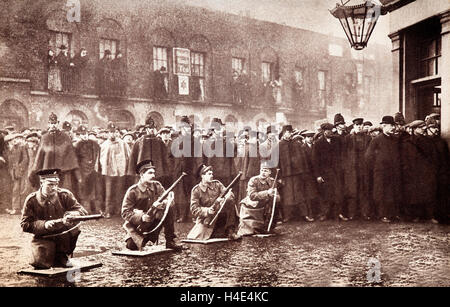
left=388, top=32, right=402, bottom=115
left=440, top=11, right=450, bottom=146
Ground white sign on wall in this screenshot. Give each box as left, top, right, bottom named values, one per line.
left=178, top=75, right=189, bottom=95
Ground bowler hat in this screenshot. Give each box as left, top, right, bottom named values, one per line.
left=75, top=125, right=88, bottom=135
left=62, top=121, right=72, bottom=131
left=107, top=122, right=116, bottom=132
left=380, top=116, right=395, bottom=125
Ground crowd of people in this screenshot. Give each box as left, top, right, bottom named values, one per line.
left=0, top=111, right=449, bottom=227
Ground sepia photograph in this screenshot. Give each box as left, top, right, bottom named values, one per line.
left=0, top=0, right=449, bottom=292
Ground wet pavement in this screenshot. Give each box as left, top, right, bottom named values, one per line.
left=0, top=214, right=449, bottom=287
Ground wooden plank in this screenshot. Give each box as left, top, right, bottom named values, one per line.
left=181, top=238, right=230, bottom=244
left=111, top=245, right=174, bottom=257
left=18, top=259, right=102, bottom=277
left=252, top=233, right=277, bottom=238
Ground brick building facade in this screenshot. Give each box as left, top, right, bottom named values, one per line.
left=0, top=0, right=392, bottom=132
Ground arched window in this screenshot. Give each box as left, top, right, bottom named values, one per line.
left=65, top=110, right=88, bottom=130
left=108, top=109, right=135, bottom=130
left=0, top=99, right=29, bottom=130
left=146, top=111, right=164, bottom=130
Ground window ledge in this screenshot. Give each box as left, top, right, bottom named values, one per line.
left=411, top=75, right=441, bottom=84
left=0, top=77, right=30, bottom=83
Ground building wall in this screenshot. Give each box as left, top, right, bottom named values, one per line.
left=0, top=0, right=392, bottom=132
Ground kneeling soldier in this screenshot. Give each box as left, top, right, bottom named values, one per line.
left=187, top=165, right=240, bottom=240
left=237, top=162, right=280, bottom=236
left=121, top=160, right=183, bottom=251
left=20, top=169, right=88, bottom=269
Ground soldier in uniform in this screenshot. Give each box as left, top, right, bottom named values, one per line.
left=20, top=169, right=88, bottom=269
left=121, top=160, right=182, bottom=251
left=237, top=161, right=280, bottom=236
left=187, top=165, right=240, bottom=240
left=74, top=125, right=102, bottom=214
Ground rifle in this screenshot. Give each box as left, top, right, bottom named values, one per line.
left=208, top=171, right=242, bottom=226
left=137, top=172, right=187, bottom=234
left=267, top=168, right=280, bottom=232
left=53, top=214, right=104, bottom=223
left=41, top=214, right=104, bottom=239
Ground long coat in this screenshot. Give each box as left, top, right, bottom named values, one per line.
left=364, top=133, right=402, bottom=206
left=312, top=136, right=342, bottom=204
left=99, top=138, right=129, bottom=177
left=30, top=130, right=79, bottom=188
left=278, top=138, right=303, bottom=207
left=344, top=132, right=372, bottom=199
left=401, top=135, right=438, bottom=206
left=127, top=134, right=168, bottom=180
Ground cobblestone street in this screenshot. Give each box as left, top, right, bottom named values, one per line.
left=1, top=214, right=448, bottom=287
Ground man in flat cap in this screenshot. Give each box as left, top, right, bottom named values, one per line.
left=74, top=125, right=102, bottom=214
left=344, top=118, right=372, bottom=220
left=401, top=120, right=439, bottom=223
left=426, top=117, right=449, bottom=224
left=4, top=133, right=28, bottom=215
left=21, top=168, right=88, bottom=269
left=278, top=124, right=306, bottom=222
left=365, top=116, right=402, bottom=222
left=30, top=112, right=81, bottom=195
left=312, top=123, right=347, bottom=221
left=121, top=160, right=182, bottom=251
left=237, top=160, right=280, bottom=236
left=99, top=122, right=130, bottom=218
left=187, top=165, right=240, bottom=240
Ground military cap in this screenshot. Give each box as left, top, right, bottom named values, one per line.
left=394, top=112, right=406, bottom=125
left=243, top=126, right=252, bottom=132
left=37, top=169, right=61, bottom=182
left=136, top=159, right=155, bottom=174
left=260, top=160, right=273, bottom=169
left=334, top=113, right=345, bottom=126
left=197, top=164, right=213, bottom=178
left=88, top=131, right=97, bottom=137
left=48, top=112, right=58, bottom=124
left=380, top=116, right=395, bottom=125
left=409, top=120, right=426, bottom=129
left=320, top=123, right=334, bottom=131
left=363, top=121, right=373, bottom=127
left=352, top=118, right=364, bottom=125
left=5, top=125, right=15, bottom=131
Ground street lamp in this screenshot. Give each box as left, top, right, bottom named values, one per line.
left=330, top=0, right=386, bottom=50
